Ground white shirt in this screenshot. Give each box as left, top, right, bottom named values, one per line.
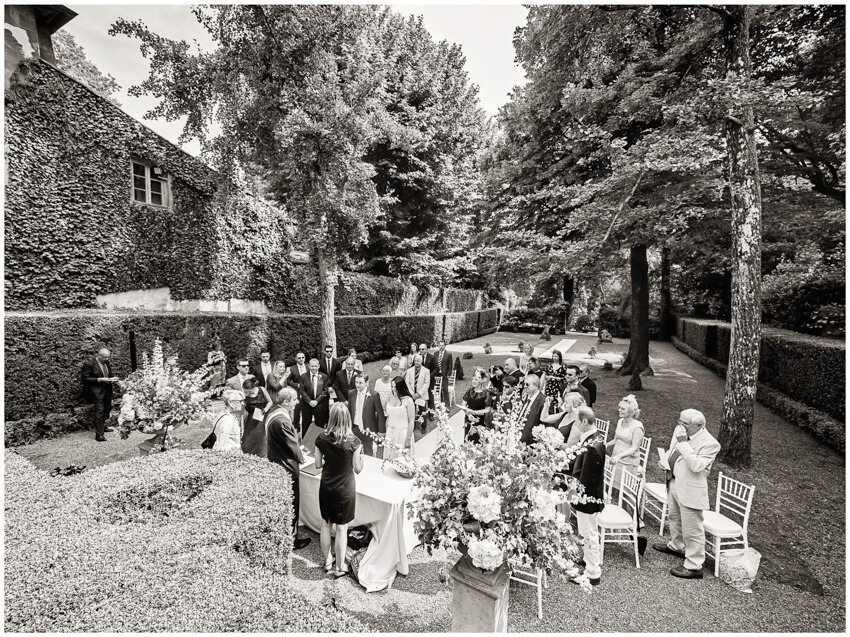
left=354, top=390, right=366, bottom=427
left=261, top=362, right=272, bottom=380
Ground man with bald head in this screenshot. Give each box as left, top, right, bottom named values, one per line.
left=653, top=409, right=721, bottom=579
left=81, top=347, right=119, bottom=442
left=504, top=357, right=524, bottom=383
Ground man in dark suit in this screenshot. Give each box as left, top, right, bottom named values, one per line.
left=434, top=340, right=454, bottom=408
left=418, top=343, right=437, bottom=428
left=265, top=386, right=311, bottom=550
left=253, top=351, right=274, bottom=389
left=318, top=343, right=340, bottom=382
left=518, top=374, right=546, bottom=444
left=349, top=374, right=386, bottom=456
left=333, top=357, right=360, bottom=405
left=579, top=364, right=597, bottom=407
left=287, top=352, right=308, bottom=426
left=81, top=347, right=118, bottom=442
left=567, top=406, right=606, bottom=586
left=299, top=358, right=329, bottom=435
left=563, top=364, right=591, bottom=404
left=504, top=357, right=524, bottom=384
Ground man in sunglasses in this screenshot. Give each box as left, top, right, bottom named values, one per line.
left=227, top=359, right=253, bottom=391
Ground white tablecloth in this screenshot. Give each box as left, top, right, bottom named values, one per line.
left=299, top=410, right=466, bottom=592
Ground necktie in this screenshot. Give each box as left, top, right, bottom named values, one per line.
left=99, top=362, right=107, bottom=377
left=438, top=351, right=444, bottom=371
left=415, top=367, right=420, bottom=388
left=312, top=374, right=317, bottom=396
left=348, top=371, right=352, bottom=385
left=666, top=448, right=682, bottom=482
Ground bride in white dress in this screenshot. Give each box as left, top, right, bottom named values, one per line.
left=384, top=377, right=416, bottom=460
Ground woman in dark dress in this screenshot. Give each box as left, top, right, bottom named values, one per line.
left=457, top=368, right=493, bottom=443
left=241, top=377, right=272, bottom=456
left=541, top=350, right=567, bottom=416
left=315, top=402, right=364, bottom=578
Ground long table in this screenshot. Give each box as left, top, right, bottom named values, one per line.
left=298, top=410, right=465, bottom=592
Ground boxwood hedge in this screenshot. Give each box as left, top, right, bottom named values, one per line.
left=4, top=449, right=367, bottom=633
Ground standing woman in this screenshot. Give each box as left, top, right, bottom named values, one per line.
left=315, top=403, right=364, bottom=578
left=242, top=377, right=273, bottom=456
left=212, top=390, right=244, bottom=453
left=373, top=365, right=395, bottom=417
left=384, top=377, right=416, bottom=460
left=267, top=361, right=291, bottom=402
left=519, top=343, right=535, bottom=374
left=407, top=343, right=418, bottom=369
left=457, top=367, right=493, bottom=443
left=541, top=392, right=587, bottom=446
left=540, top=350, right=567, bottom=415
left=608, top=394, right=645, bottom=486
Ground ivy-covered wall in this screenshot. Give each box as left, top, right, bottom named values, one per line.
left=4, top=59, right=292, bottom=311
left=4, top=308, right=500, bottom=445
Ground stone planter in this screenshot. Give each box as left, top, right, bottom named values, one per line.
left=449, top=554, right=510, bottom=633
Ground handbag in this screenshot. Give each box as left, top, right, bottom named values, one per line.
left=347, top=525, right=373, bottom=551
left=201, top=414, right=226, bottom=449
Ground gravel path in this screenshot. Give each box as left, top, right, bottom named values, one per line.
left=14, top=330, right=845, bottom=632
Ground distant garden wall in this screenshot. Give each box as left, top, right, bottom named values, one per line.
left=673, top=317, right=845, bottom=450
left=4, top=308, right=499, bottom=445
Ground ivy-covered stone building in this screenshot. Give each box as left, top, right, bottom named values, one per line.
left=4, top=4, right=291, bottom=312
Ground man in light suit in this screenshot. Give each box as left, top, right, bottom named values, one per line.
left=266, top=386, right=311, bottom=550
left=434, top=340, right=454, bottom=408
left=81, top=347, right=118, bottom=442
left=418, top=343, right=438, bottom=430
left=253, top=351, right=275, bottom=389
left=333, top=357, right=360, bottom=405
left=226, top=359, right=252, bottom=390
left=405, top=354, right=430, bottom=423
left=299, top=358, right=329, bottom=436
left=653, top=408, right=721, bottom=579
left=518, top=374, right=546, bottom=444
left=349, top=374, right=386, bottom=456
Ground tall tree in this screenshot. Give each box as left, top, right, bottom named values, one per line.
left=52, top=29, right=121, bottom=105
left=111, top=6, right=389, bottom=352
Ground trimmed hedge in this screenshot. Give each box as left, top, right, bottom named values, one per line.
left=4, top=449, right=366, bottom=632
left=5, top=308, right=500, bottom=444
left=677, top=317, right=844, bottom=421
left=671, top=330, right=845, bottom=451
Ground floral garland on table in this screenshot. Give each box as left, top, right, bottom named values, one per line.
left=359, top=426, right=419, bottom=475
left=117, top=339, right=216, bottom=453
left=407, top=401, right=604, bottom=591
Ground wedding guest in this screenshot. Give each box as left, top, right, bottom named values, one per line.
left=418, top=343, right=438, bottom=417
left=397, top=353, right=410, bottom=377
left=405, top=354, right=431, bottom=431
left=349, top=374, right=385, bottom=456
left=527, top=356, right=541, bottom=377
left=80, top=346, right=118, bottom=442
left=496, top=375, right=520, bottom=416
left=266, top=387, right=311, bottom=550
left=213, top=390, right=244, bottom=452
left=287, top=352, right=309, bottom=426
left=541, top=350, right=567, bottom=414
left=519, top=343, right=535, bottom=374
left=333, top=357, right=360, bottom=405
left=562, top=365, right=591, bottom=405
left=267, top=361, right=291, bottom=402
left=608, top=394, right=645, bottom=486
left=344, top=347, right=364, bottom=373
left=579, top=364, right=597, bottom=407
left=458, top=367, right=493, bottom=443
left=653, top=409, right=721, bottom=579
left=504, top=358, right=524, bottom=383
left=226, top=359, right=252, bottom=391
left=253, top=351, right=274, bottom=389
left=299, top=358, right=329, bottom=435
left=384, top=377, right=416, bottom=460
left=434, top=340, right=454, bottom=407
left=566, top=406, right=606, bottom=587
left=319, top=343, right=340, bottom=382
left=206, top=340, right=227, bottom=393
left=389, top=356, right=404, bottom=379
left=315, top=403, right=364, bottom=578
left=373, top=365, right=395, bottom=416
left=542, top=392, right=587, bottom=446
left=407, top=342, right=418, bottom=369
left=242, top=377, right=272, bottom=456
left=518, top=374, right=546, bottom=444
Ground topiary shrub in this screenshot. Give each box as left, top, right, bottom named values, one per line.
left=4, top=449, right=366, bottom=632
left=572, top=314, right=594, bottom=333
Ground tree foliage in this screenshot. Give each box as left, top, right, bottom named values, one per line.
left=52, top=29, right=121, bottom=105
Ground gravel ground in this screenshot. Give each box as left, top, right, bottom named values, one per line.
left=15, top=330, right=846, bottom=632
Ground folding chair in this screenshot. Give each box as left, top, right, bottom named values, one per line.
left=642, top=480, right=668, bottom=536
left=447, top=371, right=457, bottom=406
left=703, top=472, right=755, bottom=577
left=433, top=378, right=443, bottom=406
left=638, top=436, right=651, bottom=474
left=598, top=469, right=644, bottom=568
left=594, top=418, right=610, bottom=442
left=509, top=560, right=548, bottom=619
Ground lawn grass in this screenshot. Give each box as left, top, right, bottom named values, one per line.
left=13, top=330, right=845, bottom=632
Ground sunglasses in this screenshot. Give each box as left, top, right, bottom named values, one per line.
left=238, top=364, right=248, bottom=368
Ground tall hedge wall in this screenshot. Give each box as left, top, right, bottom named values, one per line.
left=676, top=315, right=845, bottom=425
left=5, top=308, right=500, bottom=444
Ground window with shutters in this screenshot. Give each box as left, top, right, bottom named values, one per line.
left=131, top=160, right=170, bottom=207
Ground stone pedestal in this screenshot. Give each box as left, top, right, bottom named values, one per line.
left=450, top=554, right=510, bottom=633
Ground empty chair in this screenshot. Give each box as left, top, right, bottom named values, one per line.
left=703, top=472, right=755, bottom=577
left=433, top=378, right=443, bottom=406
left=642, top=479, right=669, bottom=536
left=509, top=560, right=548, bottom=619
left=597, top=469, right=644, bottom=568
left=447, top=371, right=457, bottom=406
left=638, top=436, right=651, bottom=474
left=594, top=418, right=610, bottom=442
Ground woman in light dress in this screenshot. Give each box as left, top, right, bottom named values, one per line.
left=212, top=389, right=244, bottom=453
left=608, top=394, right=645, bottom=486
left=384, top=376, right=416, bottom=460
left=540, top=392, right=587, bottom=446
left=519, top=343, right=534, bottom=374
left=372, top=365, right=394, bottom=416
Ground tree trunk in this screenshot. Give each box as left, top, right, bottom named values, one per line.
left=563, top=275, right=574, bottom=329
left=314, top=218, right=338, bottom=356
left=718, top=6, right=762, bottom=469
left=620, top=244, right=652, bottom=377
left=659, top=246, right=673, bottom=340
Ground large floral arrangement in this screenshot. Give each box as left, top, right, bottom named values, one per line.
left=409, top=402, right=602, bottom=588
left=117, top=339, right=215, bottom=451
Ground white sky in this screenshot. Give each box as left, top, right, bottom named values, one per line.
left=63, top=3, right=529, bottom=157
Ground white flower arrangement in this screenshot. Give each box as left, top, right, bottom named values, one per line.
left=467, top=536, right=504, bottom=571
left=467, top=485, right=502, bottom=524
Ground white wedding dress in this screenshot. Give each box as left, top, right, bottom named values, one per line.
left=384, top=401, right=415, bottom=460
